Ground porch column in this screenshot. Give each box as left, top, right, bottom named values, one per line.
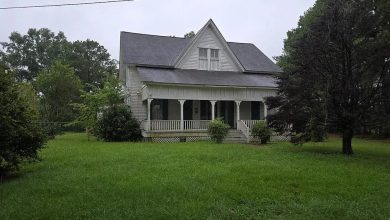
left=210, top=101, right=217, bottom=120
left=235, top=101, right=241, bottom=122
left=179, top=100, right=186, bottom=131
left=263, top=102, right=268, bottom=120
left=147, top=98, right=153, bottom=130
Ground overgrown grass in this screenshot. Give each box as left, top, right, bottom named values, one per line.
left=1, top=133, right=389, bottom=219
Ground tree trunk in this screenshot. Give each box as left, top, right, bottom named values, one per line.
left=342, top=127, right=353, bottom=155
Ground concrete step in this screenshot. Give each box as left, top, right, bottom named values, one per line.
left=224, top=129, right=247, bottom=143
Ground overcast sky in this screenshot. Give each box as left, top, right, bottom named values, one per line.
left=0, top=0, right=315, bottom=61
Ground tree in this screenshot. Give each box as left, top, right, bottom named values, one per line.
left=1, top=29, right=118, bottom=91
left=36, top=62, right=82, bottom=123
left=184, top=31, right=195, bottom=38
left=0, top=63, right=45, bottom=178
left=68, top=40, right=118, bottom=91
left=1, top=28, right=70, bottom=81
left=73, top=77, right=124, bottom=138
left=267, top=0, right=390, bottom=154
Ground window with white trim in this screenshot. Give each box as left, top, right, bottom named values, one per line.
left=198, top=48, right=208, bottom=70
left=198, top=48, right=220, bottom=70
left=210, top=49, right=219, bottom=70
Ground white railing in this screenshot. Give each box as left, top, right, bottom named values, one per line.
left=148, top=120, right=210, bottom=131
left=150, top=120, right=181, bottom=131
left=184, top=120, right=210, bottom=130
left=237, top=120, right=250, bottom=143
left=241, top=120, right=264, bottom=129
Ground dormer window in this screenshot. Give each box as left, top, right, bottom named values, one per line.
left=199, top=48, right=208, bottom=70
left=198, top=48, right=220, bottom=71
left=210, top=49, right=219, bottom=70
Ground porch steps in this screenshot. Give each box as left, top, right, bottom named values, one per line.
left=224, top=130, right=247, bottom=144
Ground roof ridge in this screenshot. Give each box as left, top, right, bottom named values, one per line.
left=227, top=41, right=253, bottom=45
left=120, top=31, right=187, bottom=39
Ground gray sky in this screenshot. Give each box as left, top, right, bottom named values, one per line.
left=0, top=0, right=315, bottom=61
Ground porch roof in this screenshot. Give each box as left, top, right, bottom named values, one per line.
left=137, top=67, right=278, bottom=88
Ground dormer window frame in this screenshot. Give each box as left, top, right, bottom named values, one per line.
left=198, top=47, right=220, bottom=71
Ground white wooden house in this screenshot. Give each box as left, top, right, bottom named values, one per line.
left=119, top=19, right=282, bottom=142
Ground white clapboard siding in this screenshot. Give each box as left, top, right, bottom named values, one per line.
left=126, top=66, right=147, bottom=122
left=178, top=26, right=240, bottom=72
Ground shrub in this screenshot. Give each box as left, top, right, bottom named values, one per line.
left=208, top=119, right=230, bottom=143
left=251, top=121, right=272, bottom=144
left=94, top=104, right=142, bottom=142
left=0, top=66, right=46, bottom=178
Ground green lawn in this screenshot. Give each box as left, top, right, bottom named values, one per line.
left=1, top=133, right=390, bottom=219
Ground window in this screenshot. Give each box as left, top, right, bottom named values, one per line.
left=210, top=49, right=219, bottom=70
left=199, top=48, right=208, bottom=70
left=210, top=49, right=219, bottom=60
left=198, top=48, right=220, bottom=70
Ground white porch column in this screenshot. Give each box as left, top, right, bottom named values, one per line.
left=147, top=98, right=153, bottom=130
left=263, top=102, right=268, bottom=120
left=210, top=101, right=217, bottom=120
left=179, top=100, right=186, bottom=131
left=235, top=101, right=241, bottom=122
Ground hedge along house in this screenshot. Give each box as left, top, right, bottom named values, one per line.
left=119, top=19, right=282, bottom=142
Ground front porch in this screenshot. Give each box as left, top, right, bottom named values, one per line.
left=142, top=99, right=267, bottom=140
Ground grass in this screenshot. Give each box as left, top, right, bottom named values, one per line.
left=1, top=133, right=390, bottom=219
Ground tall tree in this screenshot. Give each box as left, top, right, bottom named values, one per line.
left=1, top=28, right=70, bottom=81
left=267, top=0, right=390, bottom=154
left=36, top=62, right=82, bottom=123
left=1, top=29, right=118, bottom=90
left=68, top=39, right=117, bottom=91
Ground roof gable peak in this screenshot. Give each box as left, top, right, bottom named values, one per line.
left=174, top=19, right=245, bottom=71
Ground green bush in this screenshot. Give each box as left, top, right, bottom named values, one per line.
left=208, top=119, right=230, bottom=143
left=251, top=121, right=272, bottom=144
left=94, top=104, right=142, bottom=142
left=0, top=66, right=46, bottom=177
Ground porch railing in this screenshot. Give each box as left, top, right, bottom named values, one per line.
left=150, top=120, right=181, bottom=131
left=237, top=120, right=250, bottom=143
left=149, top=120, right=211, bottom=131
left=241, top=120, right=264, bottom=129
left=184, top=120, right=210, bottom=130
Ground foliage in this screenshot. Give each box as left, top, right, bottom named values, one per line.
left=184, top=31, right=195, bottom=38
left=251, top=121, right=272, bottom=144
left=94, top=104, right=142, bottom=142
left=67, top=39, right=118, bottom=91
left=1, top=28, right=118, bottom=90
left=0, top=64, right=45, bottom=177
left=267, top=0, right=390, bottom=154
left=0, top=28, right=70, bottom=81
left=36, top=61, right=82, bottom=124
left=207, top=118, right=230, bottom=143
left=73, top=77, right=124, bottom=134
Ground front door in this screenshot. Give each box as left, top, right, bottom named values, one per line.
left=184, top=100, right=193, bottom=120
left=218, top=101, right=235, bottom=128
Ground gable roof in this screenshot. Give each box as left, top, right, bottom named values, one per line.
left=137, top=67, right=278, bottom=88
left=120, top=21, right=283, bottom=73
left=174, top=19, right=245, bottom=71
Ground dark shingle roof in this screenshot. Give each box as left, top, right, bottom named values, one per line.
left=228, top=42, right=282, bottom=73
left=120, top=32, right=282, bottom=73
left=120, top=32, right=190, bottom=67
left=137, top=67, right=278, bottom=88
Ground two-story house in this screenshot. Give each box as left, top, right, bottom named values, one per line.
left=119, top=19, right=282, bottom=142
